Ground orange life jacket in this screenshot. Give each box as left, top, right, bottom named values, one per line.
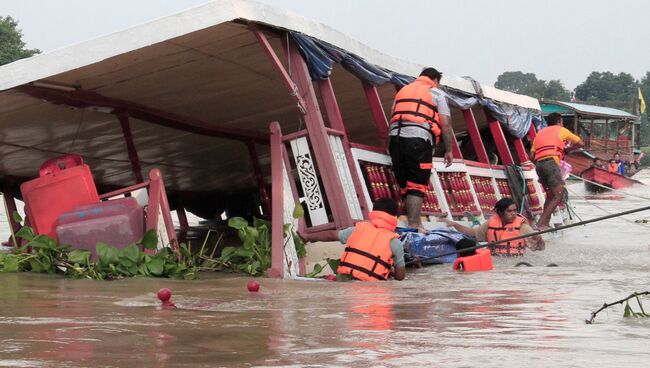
left=487, top=214, right=526, bottom=256
left=608, top=162, right=619, bottom=173
left=533, top=125, right=565, bottom=161
left=390, top=76, right=442, bottom=142
left=337, top=211, right=399, bottom=281
left=452, top=248, right=493, bottom=272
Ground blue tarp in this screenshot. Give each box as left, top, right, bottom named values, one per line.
left=291, top=32, right=414, bottom=87
left=398, top=228, right=474, bottom=264
left=290, top=32, right=542, bottom=139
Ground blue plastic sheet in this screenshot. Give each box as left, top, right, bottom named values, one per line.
left=398, top=228, right=474, bottom=264
left=290, top=32, right=542, bottom=139
left=291, top=32, right=413, bottom=86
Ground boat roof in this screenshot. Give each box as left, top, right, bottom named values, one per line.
left=541, top=100, right=638, bottom=121
left=0, top=0, right=540, bottom=196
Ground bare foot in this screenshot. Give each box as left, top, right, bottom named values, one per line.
left=535, top=223, right=552, bottom=231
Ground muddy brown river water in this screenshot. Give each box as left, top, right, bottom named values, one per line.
left=1, top=174, right=649, bottom=367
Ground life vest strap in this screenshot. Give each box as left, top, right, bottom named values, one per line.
left=389, top=120, right=440, bottom=135
left=338, top=261, right=387, bottom=280
left=343, top=246, right=392, bottom=270
left=394, top=98, right=439, bottom=113
left=487, top=226, right=521, bottom=231
left=391, top=110, right=439, bottom=123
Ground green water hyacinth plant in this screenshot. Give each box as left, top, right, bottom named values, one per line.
left=218, top=202, right=305, bottom=276
left=0, top=212, right=202, bottom=280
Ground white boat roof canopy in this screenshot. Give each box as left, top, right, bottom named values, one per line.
left=0, top=0, right=539, bottom=196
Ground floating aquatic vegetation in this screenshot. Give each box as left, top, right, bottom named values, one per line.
left=586, top=291, right=650, bottom=324
left=216, top=202, right=305, bottom=276
left=0, top=212, right=210, bottom=280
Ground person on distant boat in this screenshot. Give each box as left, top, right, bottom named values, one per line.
left=388, top=68, right=454, bottom=233
left=591, top=157, right=604, bottom=169
left=529, top=112, right=584, bottom=230
left=337, top=198, right=406, bottom=281
left=607, top=159, right=621, bottom=174
left=441, top=198, right=545, bottom=256
left=611, top=152, right=624, bottom=175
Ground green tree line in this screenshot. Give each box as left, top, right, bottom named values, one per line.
left=0, top=16, right=39, bottom=66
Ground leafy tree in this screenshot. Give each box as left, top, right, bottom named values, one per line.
left=0, top=16, right=40, bottom=66
left=574, top=71, right=637, bottom=107
left=495, top=71, right=570, bottom=100
left=495, top=71, right=546, bottom=97
left=542, top=80, right=571, bottom=101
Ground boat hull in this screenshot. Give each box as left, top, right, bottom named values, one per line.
left=580, top=166, right=642, bottom=192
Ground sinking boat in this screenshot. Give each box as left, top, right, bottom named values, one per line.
left=0, top=0, right=564, bottom=278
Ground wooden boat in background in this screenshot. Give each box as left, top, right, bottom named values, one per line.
left=580, top=166, right=643, bottom=192
left=541, top=101, right=641, bottom=176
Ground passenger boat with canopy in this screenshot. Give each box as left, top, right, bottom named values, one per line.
left=0, top=0, right=565, bottom=277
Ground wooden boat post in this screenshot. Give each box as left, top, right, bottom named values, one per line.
left=484, top=108, right=515, bottom=165
left=463, top=109, right=490, bottom=165
left=117, top=113, right=144, bottom=184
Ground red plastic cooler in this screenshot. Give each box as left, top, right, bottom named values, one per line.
left=56, top=197, right=144, bottom=258
left=20, top=154, right=99, bottom=239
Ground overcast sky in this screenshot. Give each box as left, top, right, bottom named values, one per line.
left=2, top=0, right=648, bottom=89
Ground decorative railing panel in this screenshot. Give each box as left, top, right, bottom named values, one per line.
left=282, top=162, right=300, bottom=277
left=328, top=134, right=363, bottom=220
left=495, top=178, right=512, bottom=198
left=525, top=179, right=543, bottom=213
left=470, top=175, right=498, bottom=214
left=288, top=136, right=329, bottom=226
left=437, top=172, right=480, bottom=216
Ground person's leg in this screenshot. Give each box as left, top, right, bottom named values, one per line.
left=405, top=194, right=424, bottom=230
left=388, top=136, right=406, bottom=189
left=536, top=183, right=564, bottom=229
left=535, top=159, right=564, bottom=229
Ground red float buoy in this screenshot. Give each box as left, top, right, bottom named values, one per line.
left=157, top=288, right=176, bottom=308
left=247, top=280, right=260, bottom=292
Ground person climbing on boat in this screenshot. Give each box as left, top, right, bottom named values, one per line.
left=529, top=112, right=583, bottom=230
left=388, top=67, right=454, bottom=233
left=336, top=198, right=406, bottom=281
left=440, top=198, right=545, bottom=256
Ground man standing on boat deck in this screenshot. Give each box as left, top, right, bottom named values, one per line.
left=529, top=112, right=583, bottom=230
left=389, top=68, right=454, bottom=232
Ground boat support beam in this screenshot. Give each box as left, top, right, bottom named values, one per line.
left=484, top=107, right=515, bottom=165
left=13, top=85, right=269, bottom=144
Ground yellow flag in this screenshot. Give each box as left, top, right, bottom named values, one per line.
left=639, top=87, right=646, bottom=114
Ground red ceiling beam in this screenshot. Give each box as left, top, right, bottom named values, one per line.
left=13, top=85, right=269, bottom=143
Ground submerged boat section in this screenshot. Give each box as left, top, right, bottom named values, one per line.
left=0, top=0, right=568, bottom=278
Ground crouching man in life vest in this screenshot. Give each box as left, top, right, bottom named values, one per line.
left=441, top=198, right=545, bottom=256
left=337, top=198, right=406, bottom=281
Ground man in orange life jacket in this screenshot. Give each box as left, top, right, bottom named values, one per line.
left=441, top=198, right=545, bottom=256
left=389, top=68, right=454, bottom=232
left=337, top=198, right=406, bottom=281
left=529, top=112, right=583, bottom=230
